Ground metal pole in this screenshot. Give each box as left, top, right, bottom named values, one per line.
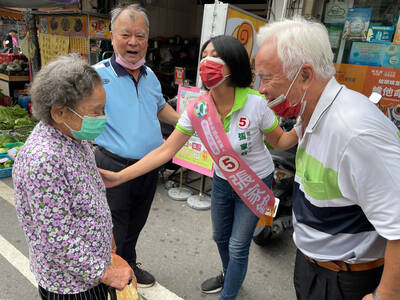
left=167, top=168, right=192, bottom=201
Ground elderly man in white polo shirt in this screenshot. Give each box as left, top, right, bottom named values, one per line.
left=255, top=17, right=400, bottom=300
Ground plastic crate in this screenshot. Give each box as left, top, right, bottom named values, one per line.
left=0, top=154, right=12, bottom=178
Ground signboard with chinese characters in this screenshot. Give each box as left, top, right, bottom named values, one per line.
left=172, top=85, right=213, bottom=177
left=363, top=67, right=400, bottom=129
left=334, top=63, right=400, bottom=129
left=39, top=33, right=69, bottom=66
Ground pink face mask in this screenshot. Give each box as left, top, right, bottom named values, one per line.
left=115, top=53, right=145, bottom=70
left=199, top=57, right=230, bottom=89
left=267, top=65, right=306, bottom=118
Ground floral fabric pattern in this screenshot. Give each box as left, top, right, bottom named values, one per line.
left=12, top=121, right=112, bottom=294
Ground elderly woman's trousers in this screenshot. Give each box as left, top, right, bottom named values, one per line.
left=38, top=283, right=108, bottom=300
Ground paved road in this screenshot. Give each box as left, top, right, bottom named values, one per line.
left=0, top=173, right=297, bottom=300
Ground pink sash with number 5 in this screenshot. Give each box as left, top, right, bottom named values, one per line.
left=187, top=92, right=275, bottom=226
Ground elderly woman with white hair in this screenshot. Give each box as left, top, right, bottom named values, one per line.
left=12, top=55, right=133, bottom=300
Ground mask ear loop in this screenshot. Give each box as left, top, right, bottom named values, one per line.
left=68, top=107, right=83, bottom=119
left=285, top=64, right=304, bottom=98
left=299, top=89, right=307, bottom=117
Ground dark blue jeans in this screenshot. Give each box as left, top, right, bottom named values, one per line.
left=211, top=172, right=273, bottom=300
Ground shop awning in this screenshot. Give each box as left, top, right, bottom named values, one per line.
left=0, top=0, right=79, bottom=8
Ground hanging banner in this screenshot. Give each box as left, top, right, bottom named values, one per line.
left=39, top=33, right=69, bottom=66
left=172, top=85, right=213, bottom=177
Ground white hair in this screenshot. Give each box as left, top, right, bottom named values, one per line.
left=110, top=4, right=149, bottom=34
left=257, top=16, right=335, bottom=81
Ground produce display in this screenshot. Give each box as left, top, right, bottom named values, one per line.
left=0, top=156, right=13, bottom=170
left=0, top=59, right=29, bottom=76
left=0, top=105, right=36, bottom=130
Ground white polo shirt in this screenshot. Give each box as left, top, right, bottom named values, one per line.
left=293, top=77, right=400, bottom=263
left=176, top=87, right=278, bottom=179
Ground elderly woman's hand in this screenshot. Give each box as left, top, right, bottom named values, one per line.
left=101, top=254, right=134, bottom=290
left=98, top=168, right=123, bottom=188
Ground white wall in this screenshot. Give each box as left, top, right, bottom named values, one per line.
left=145, top=0, right=203, bottom=38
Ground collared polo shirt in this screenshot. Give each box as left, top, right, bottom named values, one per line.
left=176, top=87, right=278, bottom=179
left=94, top=55, right=165, bottom=159
left=293, top=77, right=400, bottom=263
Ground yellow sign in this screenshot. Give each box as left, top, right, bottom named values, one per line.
left=69, top=36, right=89, bottom=54
left=39, top=33, right=69, bottom=66
left=225, top=6, right=267, bottom=88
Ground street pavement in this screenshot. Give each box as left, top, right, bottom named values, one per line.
left=0, top=172, right=297, bottom=300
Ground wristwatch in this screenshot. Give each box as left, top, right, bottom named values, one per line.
left=372, top=289, right=381, bottom=300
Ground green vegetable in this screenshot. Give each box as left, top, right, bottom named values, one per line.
left=0, top=134, right=16, bottom=148
left=0, top=105, right=36, bottom=130
left=0, top=158, right=13, bottom=169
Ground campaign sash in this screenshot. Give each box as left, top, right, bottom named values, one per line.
left=187, top=92, right=275, bottom=226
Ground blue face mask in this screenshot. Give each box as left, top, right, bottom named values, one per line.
left=64, top=107, right=107, bottom=140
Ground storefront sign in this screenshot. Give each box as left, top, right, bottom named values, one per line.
left=172, top=86, right=213, bottom=177
left=225, top=6, right=266, bottom=89
left=334, top=63, right=368, bottom=92
left=363, top=67, right=400, bottom=128
left=39, top=33, right=69, bottom=66
left=334, top=63, right=400, bottom=129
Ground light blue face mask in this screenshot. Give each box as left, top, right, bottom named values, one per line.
left=64, top=107, right=107, bottom=140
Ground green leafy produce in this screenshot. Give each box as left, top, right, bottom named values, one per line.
left=0, top=134, right=16, bottom=148
left=0, top=157, right=13, bottom=169
left=14, top=117, right=36, bottom=127
left=0, top=105, right=36, bottom=130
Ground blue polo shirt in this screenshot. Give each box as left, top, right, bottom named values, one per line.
left=93, top=55, right=165, bottom=159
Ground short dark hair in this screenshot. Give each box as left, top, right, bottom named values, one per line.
left=200, top=35, right=252, bottom=87
left=9, top=29, right=17, bottom=34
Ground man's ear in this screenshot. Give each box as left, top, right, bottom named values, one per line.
left=301, top=64, right=314, bottom=89
left=50, top=106, right=67, bottom=124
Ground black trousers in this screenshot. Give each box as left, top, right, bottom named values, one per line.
left=95, top=148, right=158, bottom=267
left=39, top=284, right=108, bottom=300
left=294, top=250, right=383, bottom=300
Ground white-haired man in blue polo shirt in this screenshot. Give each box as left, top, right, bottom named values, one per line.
left=255, top=17, right=400, bottom=300
left=93, top=3, right=179, bottom=288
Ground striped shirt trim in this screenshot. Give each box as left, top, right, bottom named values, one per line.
left=261, top=116, right=278, bottom=133
left=292, top=182, right=375, bottom=235
left=176, top=124, right=194, bottom=136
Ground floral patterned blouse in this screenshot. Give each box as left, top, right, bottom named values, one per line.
left=12, top=121, right=112, bottom=294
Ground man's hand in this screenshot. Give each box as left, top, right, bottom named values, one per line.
left=98, top=168, right=123, bottom=188
left=101, top=254, right=133, bottom=290
left=362, top=294, right=374, bottom=300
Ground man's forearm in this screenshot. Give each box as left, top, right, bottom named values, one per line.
left=376, top=239, right=400, bottom=299
left=158, top=103, right=179, bottom=125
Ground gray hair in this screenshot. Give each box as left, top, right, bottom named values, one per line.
left=110, top=4, right=149, bottom=34
left=257, top=16, right=335, bottom=81
left=30, top=54, right=102, bottom=123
